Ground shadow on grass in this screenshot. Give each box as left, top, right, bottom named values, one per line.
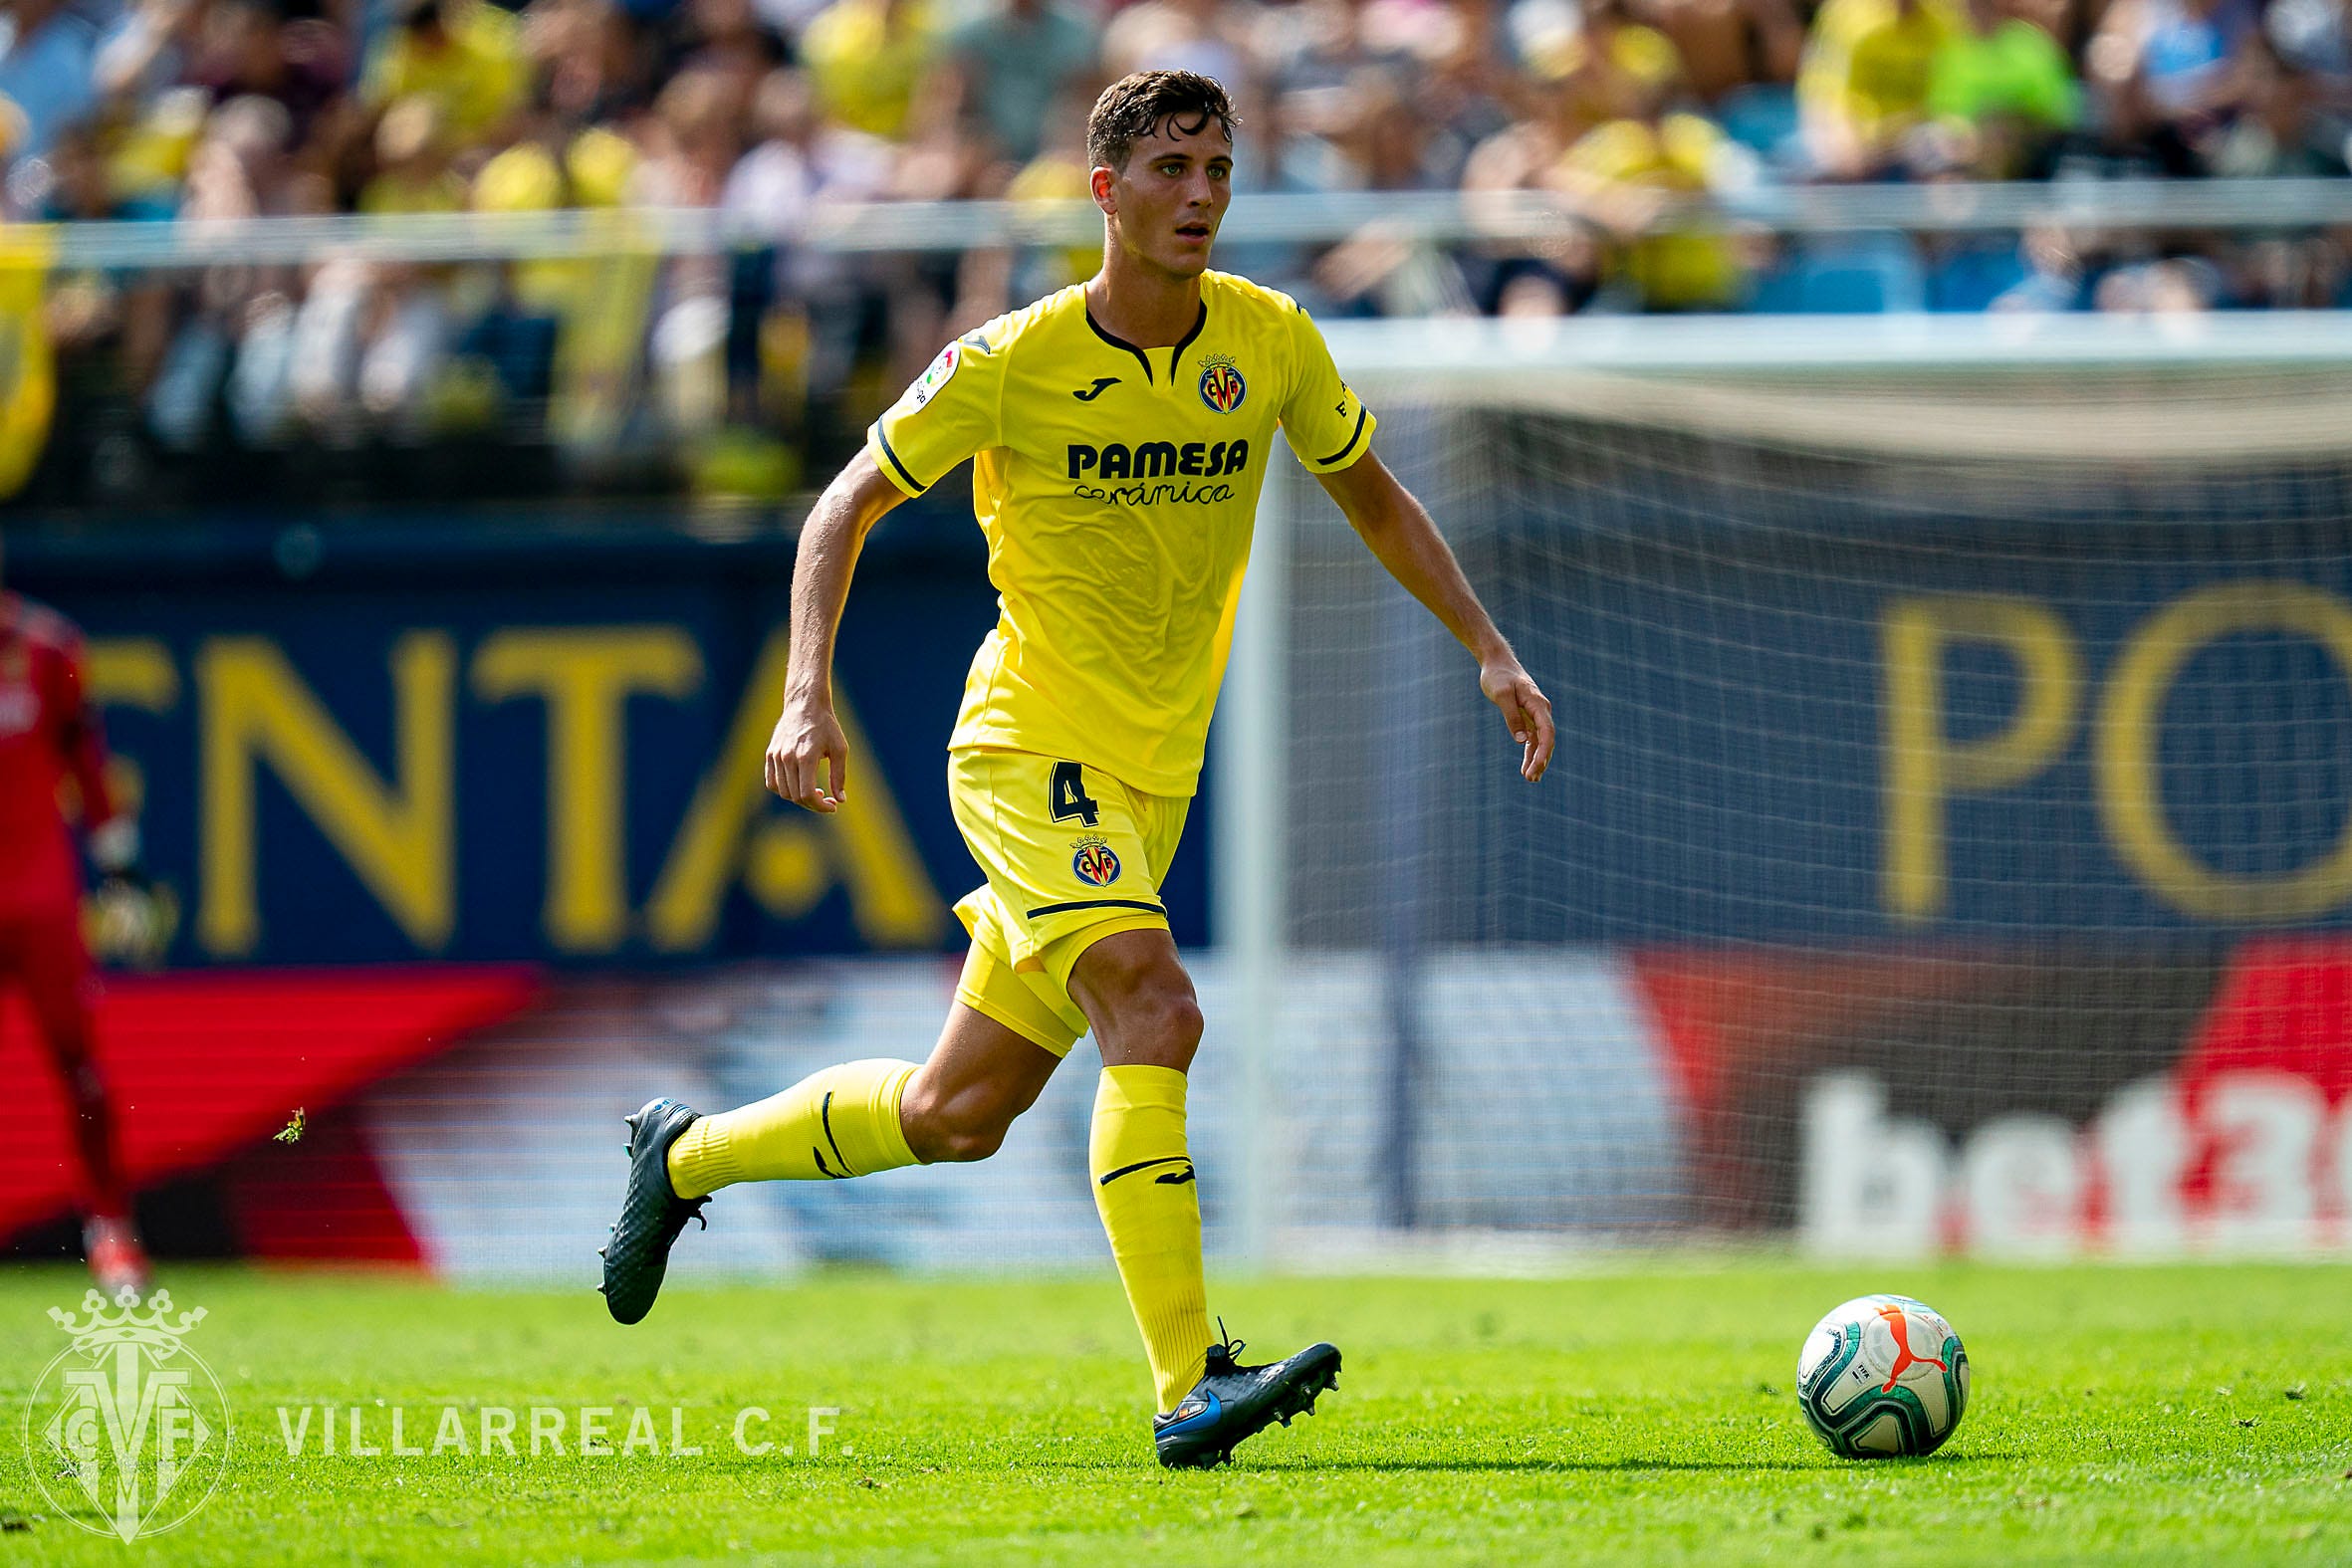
left=1247, top=1452, right=2021, bottom=1474
left=1010, top=1451, right=2018, bottom=1475
left=1253, top=1458, right=1818, bottom=1474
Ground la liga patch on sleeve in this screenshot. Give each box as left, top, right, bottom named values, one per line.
left=907, top=340, right=961, bottom=408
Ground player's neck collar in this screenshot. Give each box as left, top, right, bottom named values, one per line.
left=1084, top=298, right=1209, bottom=387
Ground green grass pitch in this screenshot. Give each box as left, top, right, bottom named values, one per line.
left=1, top=1259, right=2346, bottom=1565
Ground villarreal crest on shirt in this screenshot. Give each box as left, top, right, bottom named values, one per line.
left=866, top=271, right=1376, bottom=797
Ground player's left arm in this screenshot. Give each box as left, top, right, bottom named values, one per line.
left=1314, top=451, right=1556, bottom=784
left=51, top=632, right=133, bottom=867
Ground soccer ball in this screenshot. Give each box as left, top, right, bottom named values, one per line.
left=1795, top=1294, right=1970, bottom=1458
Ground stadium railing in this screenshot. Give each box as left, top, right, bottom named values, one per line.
left=39, top=178, right=2352, bottom=267
left=16, top=174, right=2352, bottom=515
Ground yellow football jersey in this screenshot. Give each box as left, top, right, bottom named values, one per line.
left=866, top=271, right=1376, bottom=797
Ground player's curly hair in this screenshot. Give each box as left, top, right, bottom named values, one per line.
left=1085, top=71, right=1238, bottom=173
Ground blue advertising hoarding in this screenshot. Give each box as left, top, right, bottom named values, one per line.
left=1468, top=513, right=2352, bottom=941
left=12, top=509, right=1212, bottom=966
left=22, top=490, right=2352, bottom=963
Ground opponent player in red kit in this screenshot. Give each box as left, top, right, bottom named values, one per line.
left=0, top=551, right=155, bottom=1295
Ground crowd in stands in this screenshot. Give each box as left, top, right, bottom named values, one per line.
left=2, top=0, right=2349, bottom=499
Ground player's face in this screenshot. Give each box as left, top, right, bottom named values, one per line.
left=1095, top=114, right=1233, bottom=280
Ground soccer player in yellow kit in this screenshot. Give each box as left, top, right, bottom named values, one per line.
left=601, top=69, right=1556, bottom=1469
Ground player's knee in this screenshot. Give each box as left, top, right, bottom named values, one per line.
left=1108, top=973, right=1204, bottom=1068
left=900, top=1081, right=1017, bottom=1164
left=1152, top=984, right=1205, bottom=1057
left=1073, top=935, right=1204, bottom=1067
left=933, top=1122, right=1009, bottom=1163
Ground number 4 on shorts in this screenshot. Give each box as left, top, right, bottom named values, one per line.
left=1050, top=761, right=1100, bottom=827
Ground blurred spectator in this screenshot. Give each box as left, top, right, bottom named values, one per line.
left=1924, top=0, right=2078, bottom=176
left=1800, top=0, right=1964, bottom=176
left=1636, top=0, right=1803, bottom=107
left=637, top=63, right=744, bottom=208
left=360, top=94, right=466, bottom=209
left=190, top=0, right=350, bottom=145
left=462, top=107, right=632, bottom=413
left=94, top=0, right=204, bottom=107
left=364, top=0, right=527, bottom=145
left=1469, top=42, right=1596, bottom=184
left=1521, top=0, right=1686, bottom=121
left=35, top=121, right=172, bottom=444
left=1265, top=0, right=1510, bottom=191
left=1554, top=43, right=1755, bottom=309
left=526, top=0, right=658, bottom=123
left=1461, top=29, right=1622, bottom=312
left=1266, top=0, right=1407, bottom=101
left=1002, top=83, right=1095, bottom=290
left=669, top=0, right=790, bottom=105
left=284, top=250, right=452, bottom=435
left=1279, top=62, right=1443, bottom=190
left=941, top=0, right=1096, bottom=166
left=723, top=65, right=890, bottom=246
left=148, top=94, right=314, bottom=447
left=181, top=92, right=310, bottom=218
left=2268, top=0, right=2352, bottom=134
left=1990, top=220, right=2087, bottom=308
left=1102, top=0, right=1265, bottom=118
left=38, top=121, right=133, bottom=221
left=2092, top=250, right=2224, bottom=308
left=723, top=65, right=893, bottom=436
left=109, top=87, right=213, bottom=211
left=474, top=108, right=637, bottom=217
left=799, top=0, right=937, bottom=139
left=0, top=0, right=104, bottom=161
left=634, top=67, right=743, bottom=430
left=2231, top=231, right=2349, bottom=302
left=2088, top=0, right=2256, bottom=172
left=1283, top=65, right=1480, bottom=314
left=2207, top=34, right=2345, bottom=171
left=722, top=65, right=815, bottom=236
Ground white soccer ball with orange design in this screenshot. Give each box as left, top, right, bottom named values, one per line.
left=1795, top=1294, right=1971, bottom=1457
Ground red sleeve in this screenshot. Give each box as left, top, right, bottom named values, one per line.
left=50, top=631, right=118, bottom=831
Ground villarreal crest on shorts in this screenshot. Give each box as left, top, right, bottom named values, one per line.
left=866, top=270, right=1377, bottom=800
left=944, top=750, right=1191, bottom=1054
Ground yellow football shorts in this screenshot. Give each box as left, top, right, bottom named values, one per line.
left=946, top=748, right=1191, bottom=1056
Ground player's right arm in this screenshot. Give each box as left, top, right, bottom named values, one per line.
left=767, top=325, right=1007, bottom=813
left=765, top=450, right=909, bottom=813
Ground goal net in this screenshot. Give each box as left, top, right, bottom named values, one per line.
left=1225, top=314, right=2352, bottom=1262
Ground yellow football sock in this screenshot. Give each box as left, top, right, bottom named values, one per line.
left=1090, top=1064, right=1212, bottom=1412
left=666, top=1059, right=921, bottom=1199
